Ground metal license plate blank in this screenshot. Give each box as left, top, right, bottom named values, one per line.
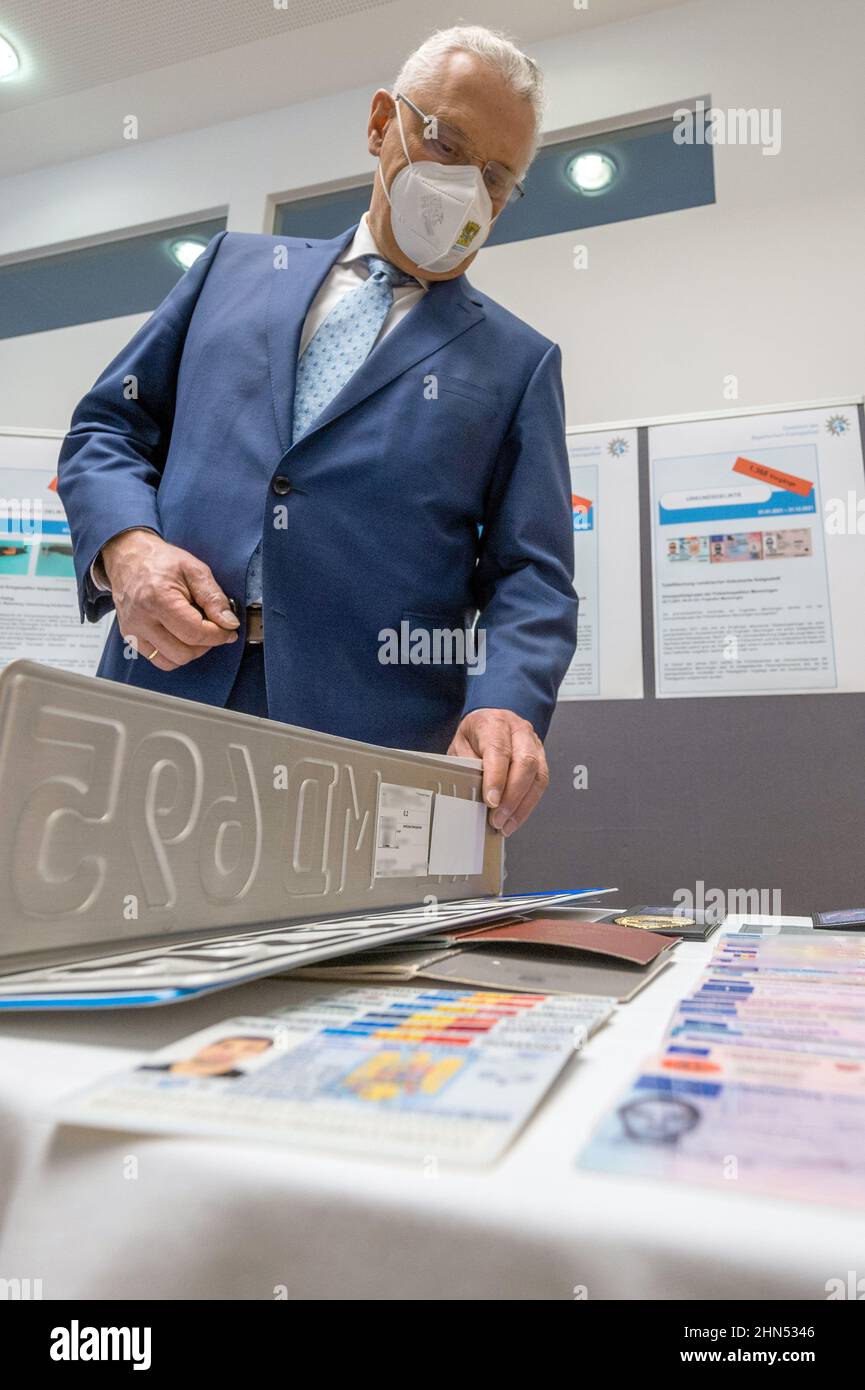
left=0, top=661, right=501, bottom=969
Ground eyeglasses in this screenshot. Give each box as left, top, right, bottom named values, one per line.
left=396, top=92, right=526, bottom=205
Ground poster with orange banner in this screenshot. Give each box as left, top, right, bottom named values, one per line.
left=0, top=428, right=112, bottom=675
left=648, top=401, right=865, bottom=697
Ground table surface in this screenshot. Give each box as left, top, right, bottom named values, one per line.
left=0, top=914, right=862, bottom=1300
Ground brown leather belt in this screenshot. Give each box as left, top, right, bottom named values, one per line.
left=245, top=603, right=264, bottom=646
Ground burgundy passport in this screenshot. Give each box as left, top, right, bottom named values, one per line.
left=450, top=917, right=676, bottom=966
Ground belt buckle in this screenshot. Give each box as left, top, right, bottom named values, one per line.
left=245, top=604, right=264, bottom=646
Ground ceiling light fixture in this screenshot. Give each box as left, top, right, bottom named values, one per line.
left=0, top=34, right=20, bottom=79
left=566, top=151, right=618, bottom=194
left=169, top=238, right=208, bottom=270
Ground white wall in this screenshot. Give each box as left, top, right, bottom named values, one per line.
left=1, top=0, right=863, bottom=432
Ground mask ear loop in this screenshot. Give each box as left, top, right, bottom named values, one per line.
left=378, top=95, right=412, bottom=207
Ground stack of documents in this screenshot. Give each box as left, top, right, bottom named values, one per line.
left=577, top=931, right=865, bottom=1207
left=57, top=986, right=615, bottom=1166
left=0, top=892, right=605, bottom=1011
left=295, top=915, right=678, bottom=1001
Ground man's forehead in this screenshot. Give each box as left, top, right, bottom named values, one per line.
left=407, top=68, right=534, bottom=166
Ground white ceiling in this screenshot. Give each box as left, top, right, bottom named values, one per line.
left=0, top=0, right=692, bottom=177
left=0, top=0, right=401, bottom=111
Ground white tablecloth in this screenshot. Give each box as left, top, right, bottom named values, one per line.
left=1, top=917, right=862, bottom=1300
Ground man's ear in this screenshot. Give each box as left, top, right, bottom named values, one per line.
left=368, top=89, right=395, bottom=157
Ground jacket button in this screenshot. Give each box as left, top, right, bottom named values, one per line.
left=272, top=475, right=292, bottom=496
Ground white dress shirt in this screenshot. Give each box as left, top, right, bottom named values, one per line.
left=91, top=214, right=426, bottom=593
left=299, top=211, right=427, bottom=353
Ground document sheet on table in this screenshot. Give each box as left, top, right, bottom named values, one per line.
left=58, top=985, right=616, bottom=1166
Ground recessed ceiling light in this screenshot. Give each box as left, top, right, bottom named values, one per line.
left=169, top=238, right=207, bottom=270
left=566, top=151, right=618, bottom=194
left=0, top=34, right=20, bottom=79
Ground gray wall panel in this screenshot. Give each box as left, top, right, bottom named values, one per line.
left=506, top=692, right=865, bottom=916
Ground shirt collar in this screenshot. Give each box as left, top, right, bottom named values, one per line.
left=340, top=213, right=427, bottom=289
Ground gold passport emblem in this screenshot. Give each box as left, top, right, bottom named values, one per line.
left=615, top=914, right=696, bottom=931
left=456, top=220, right=481, bottom=248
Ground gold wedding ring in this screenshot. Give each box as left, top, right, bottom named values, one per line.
left=147, top=647, right=159, bottom=661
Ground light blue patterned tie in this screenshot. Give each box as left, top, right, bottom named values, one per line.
left=246, top=255, right=416, bottom=607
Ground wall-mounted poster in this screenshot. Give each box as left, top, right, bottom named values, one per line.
left=0, top=429, right=112, bottom=675
left=558, top=427, right=643, bottom=701
left=648, top=402, right=865, bottom=697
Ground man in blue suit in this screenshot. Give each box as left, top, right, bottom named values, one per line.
left=58, top=25, right=577, bottom=838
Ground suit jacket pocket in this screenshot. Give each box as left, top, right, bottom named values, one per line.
left=433, top=373, right=500, bottom=420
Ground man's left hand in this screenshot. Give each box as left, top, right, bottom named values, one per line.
left=448, top=708, right=549, bottom=836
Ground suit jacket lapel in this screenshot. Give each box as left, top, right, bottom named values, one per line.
left=265, top=224, right=357, bottom=454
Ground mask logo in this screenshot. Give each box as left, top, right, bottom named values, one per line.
left=419, top=188, right=445, bottom=234
left=456, top=220, right=481, bottom=248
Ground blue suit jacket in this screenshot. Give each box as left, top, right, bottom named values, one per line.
left=58, top=227, right=578, bottom=752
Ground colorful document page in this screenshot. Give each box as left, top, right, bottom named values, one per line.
left=57, top=987, right=615, bottom=1167
left=577, top=1041, right=865, bottom=1208
left=577, top=931, right=865, bottom=1208
left=710, top=931, right=865, bottom=978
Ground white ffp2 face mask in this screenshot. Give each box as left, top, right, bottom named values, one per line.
left=379, top=101, right=494, bottom=273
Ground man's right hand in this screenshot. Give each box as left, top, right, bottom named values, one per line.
left=101, top=529, right=240, bottom=671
